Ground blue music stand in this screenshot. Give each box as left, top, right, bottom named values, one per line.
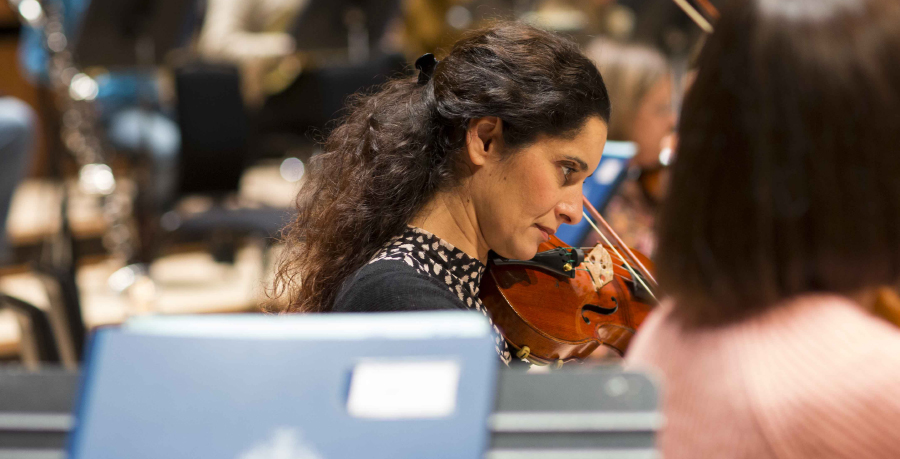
left=68, top=312, right=499, bottom=459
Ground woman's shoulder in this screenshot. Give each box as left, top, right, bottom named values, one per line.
left=738, top=295, right=900, bottom=455
left=629, top=293, right=900, bottom=360
left=333, top=259, right=467, bottom=313
left=629, top=294, right=900, bottom=457
left=630, top=294, right=900, bottom=386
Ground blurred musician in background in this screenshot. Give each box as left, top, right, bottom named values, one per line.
left=274, top=22, right=611, bottom=364
left=18, top=0, right=180, bottom=204
left=627, top=0, right=900, bottom=457
left=584, top=38, right=675, bottom=256
left=0, top=96, right=35, bottom=264
left=196, top=0, right=309, bottom=107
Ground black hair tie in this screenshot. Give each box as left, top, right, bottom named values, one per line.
left=415, top=53, right=439, bottom=85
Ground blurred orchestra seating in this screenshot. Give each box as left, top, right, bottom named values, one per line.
left=0, top=161, right=299, bottom=361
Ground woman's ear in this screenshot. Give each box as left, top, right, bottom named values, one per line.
left=465, top=117, right=503, bottom=166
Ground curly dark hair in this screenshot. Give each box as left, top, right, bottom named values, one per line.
left=274, top=21, right=611, bottom=313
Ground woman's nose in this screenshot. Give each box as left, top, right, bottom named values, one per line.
left=556, top=187, right=584, bottom=225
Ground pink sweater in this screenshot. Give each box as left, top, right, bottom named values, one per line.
left=626, top=294, right=900, bottom=458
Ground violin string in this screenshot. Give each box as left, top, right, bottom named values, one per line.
left=576, top=268, right=647, bottom=282
left=574, top=269, right=638, bottom=283
left=574, top=248, right=640, bottom=268
left=574, top=247, right=652, bottom=284
left=575, top=247, right=640, bottom=266
left=576, top=247, right=629, bottom=264
left=582, top=211, right=658, bottom=302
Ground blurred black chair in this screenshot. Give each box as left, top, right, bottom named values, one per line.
left=0, top=294, right=61, bottom=365
left=0, top=218, right=78, bottom=367
left=0, top=243, right=86, bottom=366
left=167, top=62, right=293, bottom=263
left=0, top=367, right=79, bottom=458
left=14, top=64, right=287, bottom=368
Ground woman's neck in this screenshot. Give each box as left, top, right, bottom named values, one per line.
left=409, top=191, right=489, bottom=263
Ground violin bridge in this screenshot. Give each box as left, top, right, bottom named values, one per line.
left=584, top=244, right=615, bottom=290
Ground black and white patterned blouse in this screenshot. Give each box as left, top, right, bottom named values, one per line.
left=334, top=226, right=512, bottom=364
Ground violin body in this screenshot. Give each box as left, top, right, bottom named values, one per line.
left=637, top=166, right=668, bottom=205
left=480, top=234, right=655, bottom=366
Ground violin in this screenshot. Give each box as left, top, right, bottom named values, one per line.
left=635, top=164, right=667, bottom=206
left=480, top=198, right=658, bottom=367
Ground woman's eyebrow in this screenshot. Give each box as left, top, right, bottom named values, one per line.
left=562, top=155, right=589, bottom=172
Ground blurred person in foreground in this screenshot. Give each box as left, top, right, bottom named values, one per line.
left=0, top=96, right=36, bottom=264
left=626, top=0, right=900, bottom=457
left=584, top=38, right=675, bottom=256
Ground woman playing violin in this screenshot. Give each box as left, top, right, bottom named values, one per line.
left=627, top=0, right=900, bottom=457
left=274, top=22, right=611, bottom=363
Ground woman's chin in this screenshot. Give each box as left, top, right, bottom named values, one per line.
left=490, top=235, right=541, bottom=261
left=504, top=244, right=539, bottom=261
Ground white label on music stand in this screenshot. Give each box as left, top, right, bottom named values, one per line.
left=347, top=360, right=461, bottom=419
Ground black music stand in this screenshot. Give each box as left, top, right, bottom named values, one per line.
left=174, top=62, right=248, bottom=196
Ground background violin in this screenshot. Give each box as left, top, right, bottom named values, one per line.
left=480, top=198, right=657, bottom=367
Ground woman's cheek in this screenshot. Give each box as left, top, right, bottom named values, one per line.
left=523, top=170, right=560, bottom=216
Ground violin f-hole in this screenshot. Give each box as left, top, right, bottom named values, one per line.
left=581, top=298, right=618, bottom=324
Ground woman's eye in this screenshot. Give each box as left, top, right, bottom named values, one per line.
left=561, top=166, right=574, bottom=182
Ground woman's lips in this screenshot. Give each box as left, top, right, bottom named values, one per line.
left=535, top=224, right=554, bottom=242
